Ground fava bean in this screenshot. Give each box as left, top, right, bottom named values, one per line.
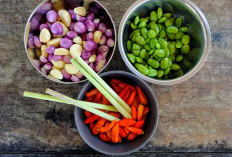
left=156, top=43, right=161, bottom=49
left=175, top=17, right=183, bottom=28
left=169, top=17, right=175, bottom=23
left=132, top=32, right=140, bottom=41
left=164, top=67, right=171, bottom=75
left=134, top=16, right=139, bottom=25
left=157, top=69, right=164, bottom=78
left=181, top=35, right=190, bottom=45
left=176, top=54, right=183, bottom=62
left=148, top=58, right=159, bottom=69
left=149, top=22, right=159, bottom=34
left=160, top=57, right=169, bottom=70
left=150, top=38, right=158, bottom=49
left=132, top=43, right=142, bottom=50
left=171, top=63, right=180, bottom=70
left=175, top=32, right=184, bottom=40
left=147, top=30, right=156, bottom=38
left=165, top=19, right=173, bottom=27
left=136, top=57, right=143, bottom=63
left=141, top=28, right=148, bottom=38
left=140, top=49, right=147, bottom=59
left=179, top=27, right=189, bottom=32
left=132, top=49, right=140, bottom=56
left=157, top=8, right=163, bottom=19
left=127, top=53, right=136, bottom=63
left=163, top=13, right=172, bottom=18
left=159, top=30, right=166, bottom=38
left=135, top=36, right=145, bottom=45
left=136, top=64, right=149, bottom=75
left=139, top=18, right=149, bottom=23
left=138, top=21, right=147, bottom=28
left=167, top=26, right=178, bottom=33
left=127, top=40, right=132, bottom=52
left=150, top=11, right=157, bottom=22
left=181, top=44, right=190, bottom=54
left=175, top=40, right=183, bottom=48
left=147, top=69, right=157, bottom=77
left=154, top=49, right=166, bottom=58
left=145, top=38, right=151, bottom=43
left=149, top=49, right=156, bottom=55
left=158, top=17, right=167, bottom=23
left=144, top=44, right=151, bottom=51
left=131, top=23, right=137, bottom=30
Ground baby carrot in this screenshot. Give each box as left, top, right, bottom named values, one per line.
left=131, top=104, right=137, bottom=120
left=134, top=120, right=145, bottom=128
left=90, top=122, right=94, bottom=130
left=136, top=85, right=148, bottom=105
left=119, top=86, right=129, bottom=98
left=92, top=118, right=106, bottom=135
left=119, top=127, right=128, bottom=138
left=137, top=104, right=144, bottom=121
left=84, top=110, right=92, bottom=117
left=112, top=123, right=119, bottom=143
left=110, top=81, right=123, bottom=94
left=126, top=91, right=136, bottom=106
left=122, top=89, right=131, bottom=102
left=101, top=95, right=111, bottom=105
left=86, top=88, right=98, bottom=97
left=85, top=115, right=100, bottom=124
left=127, top=133, right=137, bottom=140
left=100, top=133, right=111, bottom=142
left=99, top=120, right=117, bottom=133
left=142, top=107, right=149, bottom=116
left=126, top=127, right=144, bottom=135
left=93, top=92, right=102, bottom=103
left=108, top=112, right=122, bottom=119
left=118, top=119, right=136, bottom=127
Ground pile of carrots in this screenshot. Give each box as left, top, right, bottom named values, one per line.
left=84, top=79, right=149, bottom=143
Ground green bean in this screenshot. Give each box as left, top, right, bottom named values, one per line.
left=165, top=19, right=173, bottom=27
left=136, top=64, right=149, bottom=75
left=154, top=49, right=166, bottom=58
left=131, top=23, right=137, bottom=30
left=157, top=8, right=163, bottom=19
left=132, top=43, right=142, bottom=50
left=160, top=57, right=169, bottom=70
left=136, top=36, right=145, bottom=45
left=138, top=21, right=147, bottom=28
left=147, top=30, right=157, bottom=38
left=171, top=63, right=180, bottom=70
left=164, top=67, right=171, bottom=75
left=127, top=40, right=132, bottom=52
left=134, top=16, right=139, bottom=25
left=132, top=49, right=140, bottom=56
left=144, top=44, right=151, bottom=51
left=174, top=17, right=183, bottom=28
left=136, top=57, right=143, bottom=63
left=158, top=17, right=167, bottom=23
left=157, top=69, right=164, bottom=78
left=179, top=27, right=189, bottom=32
left=175, top=40, right=183, bottom=48
left=141, top=28, right=148, bottom=39
left=150, top=38, right=158, bottom=49
left=140, top=49, right=147, bottom=59
left=166, top=26, right=178, bottom=33
left=181, top=35, right=190, bottom=45
left=175, top=32, right=184, bottom=40
left=167, top=33, right=175, bottom=40
left=147, top=69, right=158, bottom=77
left=150, top=11, right=157, bottom=22
left=149, top=49, right=156, bottom=55
left=163, top=13, right=172, bottom=18
left=176, top=54, right=183, bottom=62
left=127, top=53, right=136, bottom=63
left=148, top=58, right=159, bottom=69
left=181, top=44, right=190, bottom=54
left=159, top=30, right=166, bottom=38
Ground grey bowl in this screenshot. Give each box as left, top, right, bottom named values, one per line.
left=74, top=71, right=159, bottom=155
left=118, top=0, right=211, bottom=85
left=24, top=0, right=116, bottom=84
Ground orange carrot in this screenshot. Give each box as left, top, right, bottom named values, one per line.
left=86, top=88, right=98, bottom=97
left=127, top=133, right=137, bottom=140
left=136, top=85, right=148, bottom=105
left=126, top=127, right=144, bottom=135
left=124, top=127, right=129, bottom=134
left=111, top=123, right=119, bottom=143
left=85, top=115, right=100, bottom=124
left=100, top=133, right=111, bottom=142
left=118, top=135, right=122, bottom=143
left=101, top=95, right=110, bottom=105
left=126, top=84, right=136, bottom=91
left=90, top=122, right=94, bottom=130
left=131, top=104, right=137, bottom=120
left=106, top=129, right=112, bottom=140
left=92, top=118, right=106, bottom=135
left=134, top=120, right=145, bottom=128
left=133, top=96, right=139, bottom=108
left=108, top=112, right=122, bottom=119
left=126, top=91, right=136, bottom=106
left=86, top=96, right=94, bottom=102
left=118, top=119, right=136, bottom=127
left=137, top=104, right=144, bottom=121
left=99, top=120, right=117, bottom=133
left=119, top=86, right=129, bottom=98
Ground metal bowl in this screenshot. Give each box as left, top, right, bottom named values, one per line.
left=74, top=71, right=159, bottom=155
left=118, top=0, right=211, bottom=85
left=24, top=0, right=116, bottom=84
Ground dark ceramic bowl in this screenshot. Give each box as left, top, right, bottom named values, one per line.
left=74, top=71, right=159, bottom=155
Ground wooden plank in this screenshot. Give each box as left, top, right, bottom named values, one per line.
left=0, top=0, right=231, bottom=155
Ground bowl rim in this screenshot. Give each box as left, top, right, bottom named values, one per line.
left=74, top=71, right=159, bottom=155
left=24, top=0, right=117, bottom=84
left=118, top=0, right=211, bottom=85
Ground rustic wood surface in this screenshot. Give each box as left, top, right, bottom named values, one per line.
left=0, top=0, right=232, bottom=156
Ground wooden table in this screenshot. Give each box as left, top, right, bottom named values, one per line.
left=0, top=0, right=231, bottom=156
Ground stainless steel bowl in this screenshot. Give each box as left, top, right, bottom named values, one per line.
left=118, top=0, right=211, bottom=85
left=24, top=0, right=116, bottom=84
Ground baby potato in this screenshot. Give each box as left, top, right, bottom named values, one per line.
left=51, top=60, right=65, bottom=69
left=50, top=69, right=63, bottom=80
left=47, top=38, right=62, bottom=47
left=54, top=48, right=70, bottom=55
left=65, top=64, right=79, bottom=74
left=39, top=28, right=51, bottom=43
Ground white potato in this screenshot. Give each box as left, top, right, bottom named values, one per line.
left=50, top=69, right=63, bottom=80
left=47, top=38, right=62, bottom=47
left=51, top=60, right=65, bottom=69
left=39, top=28, right=51, bottom=43
left=70, top=44, right=82, bottom=59
left=65, top=64, right=79, bottom=74
left=54, top=48, right=70, bottom=55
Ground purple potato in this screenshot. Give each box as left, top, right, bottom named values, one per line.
left=68, top=9, right=76, bottom=20
left=62, top=69, right=72, bottom=80
left=87, top=32, right=94, bottom=41
left=51, top=22, right=63, bottom=36
left=85, top=20, right=95, bottom=32
left=106, top=38, right=115, bottom=47
left=98, top=45, right=109, bottom=58
left=71, top=75, right=80, bottom=82
left=105, top=29, right=113, bottom=38
left=44, top=62, right=53, bottom=70
left=60, top=38, right=73, bottom=49
left=99, top=35, right=107, bottom=45
left=46, top=10, right=58, bottom=23
left=69, top=22, right=75, bottom=31
left=51, top=55, right=63, bottom=61
left=28, top=37, right=35, bottom=49
left=37, top=2, right=52, bottom=15
left=89, top=63, right=94, bottom=69
left=98, top=23, right=107, bottom=33
left=30, top=14, right=41, bottom=31
left=63, top=55, right=72, bottom=64
left=94, top=54, right=106, bottom=72
left=85, top=40, right=97, bottom=52
left=48, top=54, right=53, bottom=62
left=93, top=18, right=100, bottom=28
left=40, top=24, right=50, bottom=31
left=46, top=46, right=56, bottom=54
left=34, top=36, right=42, bottom=48
left=74, top=22, right=86, bottom=34
left=32, top=59, right=41, bottom=69
left=81, top=50, right=91, bottom=60
left=86, top=13, right=95, bottom=21
left=76, top=15, right=86, bottom=22
left=41, top=66, right=48, bottom=75
left=40, top=55, right=48, bottom=63
left=67, top=31, right=77, bottom=39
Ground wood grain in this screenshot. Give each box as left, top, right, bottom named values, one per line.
left=0, top=0, right=232, bottom=156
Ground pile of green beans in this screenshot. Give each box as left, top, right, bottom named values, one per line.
left=126, top=8, right=192, bottom=79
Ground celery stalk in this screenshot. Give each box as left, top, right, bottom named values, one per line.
left=76, top=56, right=132, bottom=114
left=45, top=88, right=120, bottom=121
left=70, top=59, right=132, bottom=119
left=23, top=91, right=118, bottom=112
